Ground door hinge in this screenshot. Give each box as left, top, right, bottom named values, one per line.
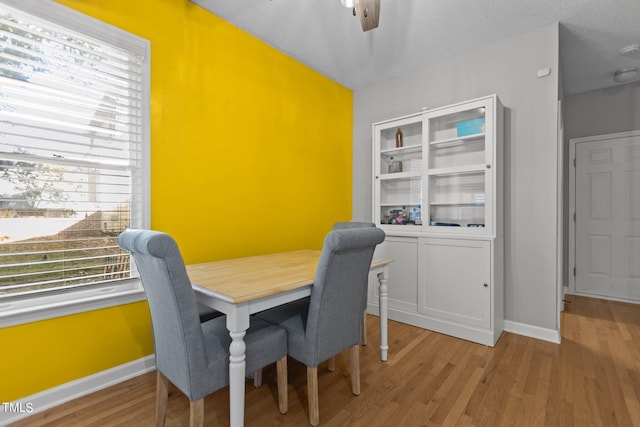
left=573, top=157, right=576, bottom=167
left=573, top=212, right=576, bottom=222
left=573, top=266, right=576, bottom=277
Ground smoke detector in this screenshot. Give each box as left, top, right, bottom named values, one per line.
left=619, top=44, right=640, bottom=57
left=613, top=67, right=639, bottom=83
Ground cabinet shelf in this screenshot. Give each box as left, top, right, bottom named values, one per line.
left=427, top=164, right=487, bottom=176
left=378, top=171, right=422, bottom=180
left=381, top=145, right=422, bottom=156
left=381, top=203, right=421, bottom=207
left=430, top=201, right=485, bottom=206
left=429, top=132, right=485, bottom=148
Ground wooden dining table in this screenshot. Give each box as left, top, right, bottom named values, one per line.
left=186, top=249, right=392, bottom=427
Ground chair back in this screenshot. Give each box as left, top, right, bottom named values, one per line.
left=117, top=230, right=207, bottom=398
left=332, top=222, right=377, bottom=319
left=332, top=221, right=375, bottom=230
left=305, top=227, right=385, bottom=365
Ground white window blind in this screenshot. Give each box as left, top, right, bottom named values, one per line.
left=0, top=2, right=148, bottom=299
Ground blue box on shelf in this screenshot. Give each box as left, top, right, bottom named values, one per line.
left=456, top=117, right=485, bottom=137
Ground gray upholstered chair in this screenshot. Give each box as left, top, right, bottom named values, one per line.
left=253, top=221, right=378, bottom=387
left=256, top=227, right=385, bottom=426
left=117, top=230, right=288, bottom=426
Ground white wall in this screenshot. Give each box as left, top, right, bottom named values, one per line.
left=352, top=24, right=561, bottom=331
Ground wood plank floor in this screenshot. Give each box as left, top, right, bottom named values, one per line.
left=12, top=295, right=640, bottom=427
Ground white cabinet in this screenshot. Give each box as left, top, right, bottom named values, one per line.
left=426, top=97, right=498, bottom=236
left=368, top=236, right=418, bottom=319
left=417, top=237, right=503, bottom=345
left=418, top=238, right=490, bottom=329
left=374, top=95, right=501, bottom=236
left=374, top=113, right=425, bottom=229
left=370, top=95, right=504, bottom=346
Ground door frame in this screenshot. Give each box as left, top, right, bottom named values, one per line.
left=557, top=100, right=564, bottom=324
left=568, top=129, right=640, bottom=297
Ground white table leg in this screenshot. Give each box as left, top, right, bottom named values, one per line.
left=227, top=306, right=250, bottom=427
left=377, top=268, right=388, bottom=361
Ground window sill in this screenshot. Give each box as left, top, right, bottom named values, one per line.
left=0, top=280, right=146, bottom=328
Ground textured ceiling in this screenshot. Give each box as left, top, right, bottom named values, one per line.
left=191, top=0, right=640, bottom=95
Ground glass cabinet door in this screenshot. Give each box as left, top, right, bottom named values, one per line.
left=374, top=115, right=424, bottom=227
left=425, top=98, right=494, bottom=234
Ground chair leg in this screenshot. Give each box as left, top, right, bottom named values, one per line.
left=253, top=369, right=263, bottom=388
left=327, top=357, right=335, bottom=372
left=361, top=309, right=368, bottom=346
left=350, top=345, right=360, bottom=395
left=155, top=371, right=169, bottom=427
left=277, top=356, right=288, bottom=414
left=189, top=399, right=204, bottom=427
left=307, top=366, right=320, bottom=426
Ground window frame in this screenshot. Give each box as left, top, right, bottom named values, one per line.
left=0, top=0, right=150, bottom=327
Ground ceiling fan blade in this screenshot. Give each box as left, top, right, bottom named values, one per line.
left=354, top=0, right=380, bottom=32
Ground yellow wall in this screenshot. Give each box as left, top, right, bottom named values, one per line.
left=1, top=0, right=352, bottom=402
left=1, top=303, right=153, bottom=401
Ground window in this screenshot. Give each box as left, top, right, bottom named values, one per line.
left=0, top=0, right=150, bottom=326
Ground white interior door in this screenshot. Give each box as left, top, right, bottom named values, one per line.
left=575, top=133, right=640, bottom=301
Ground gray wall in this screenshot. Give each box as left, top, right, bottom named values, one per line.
left=564, top=81, right=640, bottom=140
left=352, top=24, right=561, bottom=331
left=562, top=81, right=640, bottom=286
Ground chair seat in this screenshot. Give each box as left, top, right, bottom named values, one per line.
left=256, top=298, right=310, bottom=365
left=202, top=316, right=288, bottom=375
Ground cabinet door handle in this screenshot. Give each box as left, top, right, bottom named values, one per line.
left=486, top=164, right=491, bottom=169
left=483, top=283, right=489, bottom=288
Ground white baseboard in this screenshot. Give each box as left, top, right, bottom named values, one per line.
left=368, top=304, right=561, bottom=345
left=564, top=287, right=640, bottom=305
left=0, top=355, right=155, bottom=425
left=503, top=320, right=561, bottom=344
